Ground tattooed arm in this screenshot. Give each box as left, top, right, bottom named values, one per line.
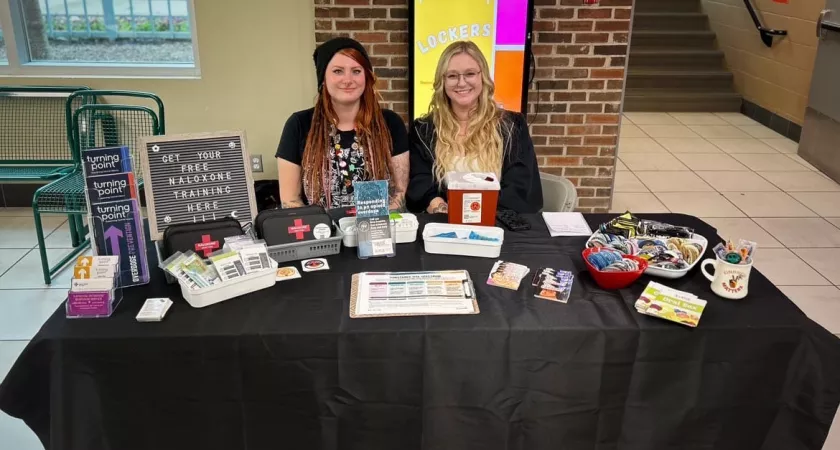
left=277, top=158, right=306, bottom=209
left=427, top=197, right=448, bottom=214
left=389, top=152, right=409, bottom=212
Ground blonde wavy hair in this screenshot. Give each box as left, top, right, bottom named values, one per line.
left=427, top=41, right=511, bottom=185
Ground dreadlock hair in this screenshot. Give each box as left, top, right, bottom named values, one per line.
left=302, top=48, right=393, bottom=206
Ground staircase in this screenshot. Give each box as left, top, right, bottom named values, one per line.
left=624, top=0, right=742, bottom=112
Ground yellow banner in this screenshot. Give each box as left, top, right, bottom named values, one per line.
left=413, top=0, right=496, bottom=119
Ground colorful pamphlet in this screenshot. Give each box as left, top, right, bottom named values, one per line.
left=85, top=172, right=138, bottom=203
left=635, top=281, right=707, bottom=327
left=82, top=146, right=133, bottom=177
left=487, top=260, right=530, bottom=290
left=354, top=180, right=395, bottom=259
left=90, top=198, right=150, bottom=286
left=531, top=267, right=574, bottom=303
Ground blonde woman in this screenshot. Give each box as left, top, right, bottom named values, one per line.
left=406, top=40, right=542, bottom=214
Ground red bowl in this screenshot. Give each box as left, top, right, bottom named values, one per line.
left=582, top=247, right=648, bottom=290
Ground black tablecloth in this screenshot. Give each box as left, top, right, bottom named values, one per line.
left=2, top=214, right=839, bottom=450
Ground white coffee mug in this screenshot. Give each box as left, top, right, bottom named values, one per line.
left=701, top=257, right=752, bottom=300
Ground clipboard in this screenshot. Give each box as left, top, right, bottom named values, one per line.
left=349, top=271, right=480, bottom=319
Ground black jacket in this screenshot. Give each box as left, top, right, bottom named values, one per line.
left=406, top=111, right=543, bottom=214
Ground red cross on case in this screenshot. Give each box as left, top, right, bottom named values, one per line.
left=288, top=219, right=311, bottom=240
left=195, top=234, right=220, bottom=257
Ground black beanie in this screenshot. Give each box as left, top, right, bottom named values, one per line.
left=313, top=37, right=371, bottom=91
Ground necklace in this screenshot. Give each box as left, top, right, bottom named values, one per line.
left=327, top=124, right=365, bottom=206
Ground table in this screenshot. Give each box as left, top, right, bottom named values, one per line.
left=2, top=214, right=839, bottom=450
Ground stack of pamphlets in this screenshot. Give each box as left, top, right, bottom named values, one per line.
left=635, top=281, right=707, bottom=327
left=486, top=261, right=530, bottom=290
left=531, top=267, right=574, bottom=303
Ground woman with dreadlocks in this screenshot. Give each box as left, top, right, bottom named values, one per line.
left=276, top=37, right=409, bottom=211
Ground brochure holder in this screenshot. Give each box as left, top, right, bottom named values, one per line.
left=66, top=255, right=123, bottom=319
left=81, top=145, right=150, bottom=289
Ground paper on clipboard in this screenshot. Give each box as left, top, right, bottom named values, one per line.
left=350, top=270, right=479, bottom=318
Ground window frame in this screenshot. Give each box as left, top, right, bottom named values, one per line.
left=0, top=0, right=200, bottom=78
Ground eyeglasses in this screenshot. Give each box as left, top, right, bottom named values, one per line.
left=445, top=70, right=481, bottom=84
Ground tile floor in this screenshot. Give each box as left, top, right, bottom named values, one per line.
left=1, top=112, right=840, bottom=449
left=619, top=112, right=840, bottom=449
left=0, top=208, right=82, bottom=449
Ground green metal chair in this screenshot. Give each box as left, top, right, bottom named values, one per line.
left=0, top=86, right=93, bottom=181
left=33, top=91, right=165, bottom=285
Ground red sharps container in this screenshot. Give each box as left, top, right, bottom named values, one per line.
left=445, top=172, right=501, bottom=226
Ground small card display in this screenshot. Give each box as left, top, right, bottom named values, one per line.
left=67, top=255, right=121, bottom=318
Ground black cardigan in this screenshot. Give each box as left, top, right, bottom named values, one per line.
left=406, top=111, right=543, bottom=214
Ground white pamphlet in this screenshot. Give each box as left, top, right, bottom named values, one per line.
left=541, top=212, right=593, bottom=237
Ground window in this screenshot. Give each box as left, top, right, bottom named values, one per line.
left=0, top=21, right=6, bottom=63
left=0, top=0, right=199, bottom=76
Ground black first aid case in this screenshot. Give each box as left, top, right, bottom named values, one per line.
left=254, top=206, right=344, bottom=263
left=255, top=206, right=335, bottom=246
left=161, top=217, right=247, bottom=261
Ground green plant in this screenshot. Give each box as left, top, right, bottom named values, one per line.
left=174, top=17, right=190, bottom=32
left=155, top=19, right=170, bottom=32
left=134, top=18, right=152, bottom=32
left=117, top=17, right=132, bottom=32
left=70, top=17, right=86, bottom=32
left=51, top=17, right=67, bottom=31
left=89, top=18, right=105, bottom=32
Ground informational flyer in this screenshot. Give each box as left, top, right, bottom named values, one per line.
left=350, top=270, right=479, bottom=318
left=354, top=180, right=395, bottom=259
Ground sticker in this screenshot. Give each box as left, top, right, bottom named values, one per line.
left=276, top=266, right=302, bottom=281
left=312, top=223, right=332, bottom=240
left=301, top=258, right=330, bottom=272
left=462, top=193, right=482, bottom=224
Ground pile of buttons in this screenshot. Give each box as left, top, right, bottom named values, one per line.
left=586, top=249, right=641, bottom=272
left=587, top=233, right=703, bottom=271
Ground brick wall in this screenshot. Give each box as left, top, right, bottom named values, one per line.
left=314, top=0, right=633, bottom=212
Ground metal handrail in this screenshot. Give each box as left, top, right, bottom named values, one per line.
left=743, top=0, right=787, bottom=47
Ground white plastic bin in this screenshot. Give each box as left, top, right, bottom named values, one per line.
left=339, top=213, right=419, bottom=247
left=422, top=223, right=504, bottom=258
left=179, top=267, right=277, bottom=308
